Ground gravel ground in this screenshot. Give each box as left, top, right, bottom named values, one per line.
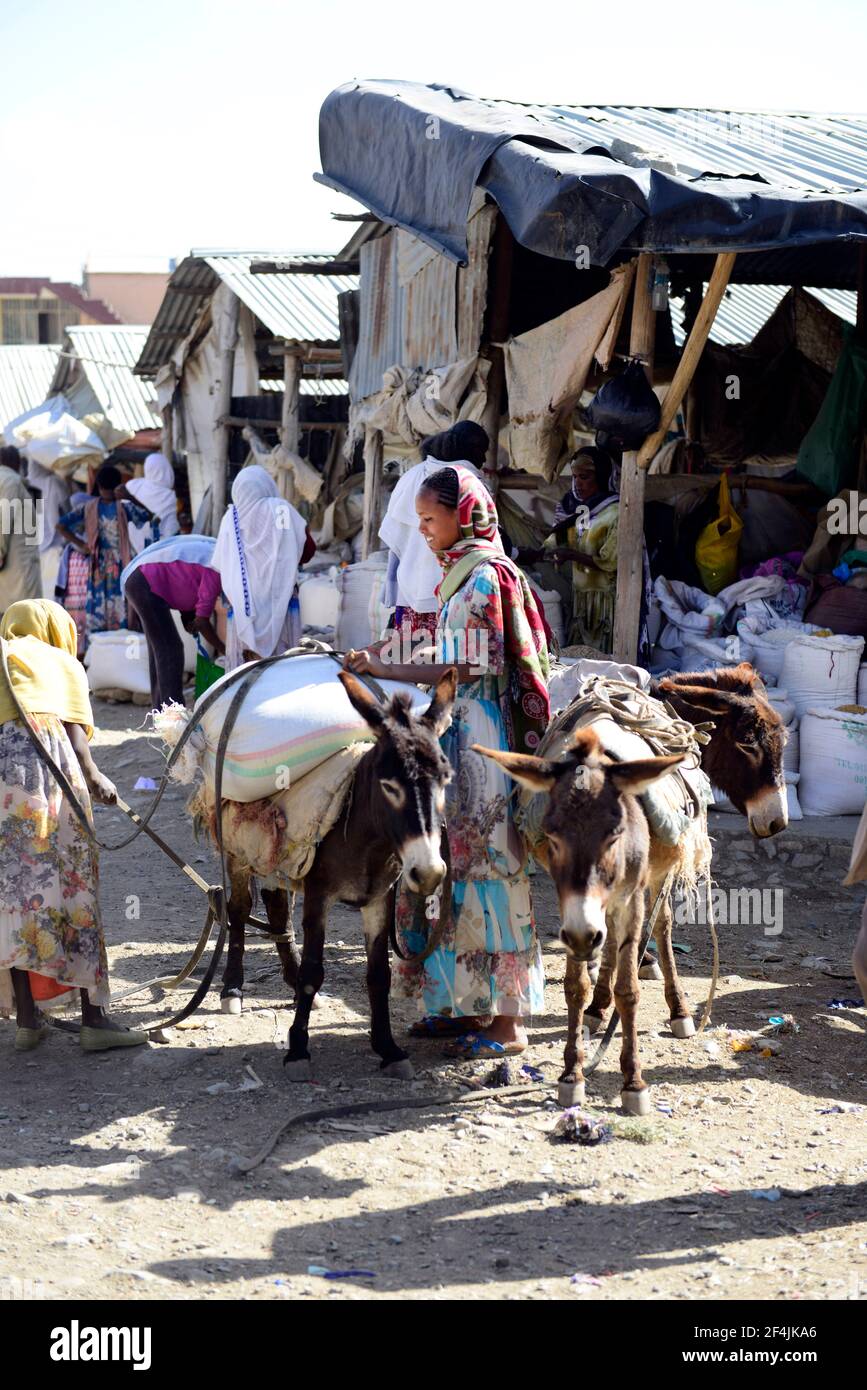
left=1, top=697, right=866, bottom=1302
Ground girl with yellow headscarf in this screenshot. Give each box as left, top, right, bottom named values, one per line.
left=0, top=599, right=147, bottom=1052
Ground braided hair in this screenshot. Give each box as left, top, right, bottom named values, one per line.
left=418, top=466, right=460, bottom=511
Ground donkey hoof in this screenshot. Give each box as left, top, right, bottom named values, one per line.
left=620, top=1087, right=651, bottom=1116
left=584, top=1013, right=604, bottom=1036
left=670, top=1015, right=695, bottom=1038
left=220, top=994, right=242, bottom=1016
left=380, top=1057, right=414, bottom=1080
left=558, top=1080, right=585, bottom=1108
left=639, top=961, right=663, bottom=981
left=283, top=1057, right=312, bottom=1082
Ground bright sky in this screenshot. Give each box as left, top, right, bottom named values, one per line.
left=1, top=0, right=865, bottom=282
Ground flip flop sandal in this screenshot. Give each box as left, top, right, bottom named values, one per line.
left=443, top=1033, right=526, bottom=1059
left=80, top=1026, right=149, bottom=1053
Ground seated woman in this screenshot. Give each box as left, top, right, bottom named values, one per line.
left=0, top=599, right=148, bottom=1052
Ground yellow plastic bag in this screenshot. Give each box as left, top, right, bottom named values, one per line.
left=695, top=474, right=743, bottom=595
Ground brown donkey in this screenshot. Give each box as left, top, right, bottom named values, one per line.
left=477, top=730, right=685, bottom=1116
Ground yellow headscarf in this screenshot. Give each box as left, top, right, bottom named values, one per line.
left=0, top=599, right=94, bottom=737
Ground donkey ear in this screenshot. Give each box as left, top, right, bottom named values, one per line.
left=658, top=679, right=735, bottom=720
left=610, top=754, right=685, bottom=797
left=424, top=667, right=458, bottom=736
left=338, top=670, right=386, bottom=730
left=472, top=743, right=558, bottom=792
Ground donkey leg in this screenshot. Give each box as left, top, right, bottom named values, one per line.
left=261, top=887, right=301, bottom=998
left=220, top=858, right=251, bottom=1015
left=586, top=931, right=617, bottom=1034
left=613, top=893, right=651, bottom=1115
left=654, top=896, right=694, bottom=1037
left=558, top=954, right=591, bottom=1107
left=285, top=890, right=326, bottom=1080
left=362, top=895, right=413, bottom=1078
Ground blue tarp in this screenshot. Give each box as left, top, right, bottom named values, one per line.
left=317, top=81, right=867, bottom=273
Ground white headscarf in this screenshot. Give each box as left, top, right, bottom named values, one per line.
left=126, top=452, right=179, bottom=552
left=379, top=457, right=483, bottom=613
left=211, top=464, right=307, bottom=664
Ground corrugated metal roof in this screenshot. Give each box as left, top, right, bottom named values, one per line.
left=135, top=252, right=358, bottom=377
left=51, top=326, right=160, bottom=433
left=539, top=106, right=867, bottom=193
left=0, top=345, right=61, bottom=430
left=670, top=284, right=857, bottom=346
left=260, top=376, right=349, bottom=398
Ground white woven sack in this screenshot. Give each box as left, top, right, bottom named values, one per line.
left=741, top=622, right=823, bottom=683
left=765, top=688, right=795, bottom=725
left=84, top=630, right=150, bottom=696
left=679, top=635, right=739, bottom=673
left=335, top=555, right=388, bottom=651
left=178, top=652, right=430, bottom=803
left=799, top=707, right=867, bottom=815
left=781, top=634, right=864, bottom=720
left=782, top=721, right=799, bottom=776
left=531, top=587, right=565, bottom=651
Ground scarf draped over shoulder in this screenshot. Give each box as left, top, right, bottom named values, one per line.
left=0, top=599, right=94, bottom=736
left=435, top=467, right=550, bottom=752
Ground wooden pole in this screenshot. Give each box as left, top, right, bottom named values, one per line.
left=211, top=291, right=240, bottom=528
left=361, top=426, right=383, bottom=560
left=160, top=403, right=174, bottom=463
left=612, top=253, right=655, bottom=664
left=281, top=350, right=301, bottom=455
left=480, top=214, right=515, bottom=474
left=637, top=252, right=737, bottom=466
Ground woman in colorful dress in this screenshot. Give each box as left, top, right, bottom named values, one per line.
left=346, top=466, right=550, bottom=1056
left=55, top=464, right=157, bottom=645
left=0, top=599, right=147, bottom=1051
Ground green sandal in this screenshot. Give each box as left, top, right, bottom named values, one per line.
left=80, top=1026, right=149, bottom=1053
left=14, top=1025, right=49, bottom=1052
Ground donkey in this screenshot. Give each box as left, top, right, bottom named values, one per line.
left=652, top=663, right=788, bottom=839
left=219, top=669, right=456, bottom=1080
left=477, top=730, right=684, bottom=1114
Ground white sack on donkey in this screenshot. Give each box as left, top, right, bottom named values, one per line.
left=152, top=652, right=430, bottom=802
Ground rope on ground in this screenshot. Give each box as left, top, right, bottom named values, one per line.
left=233, top=1080, right=552, bottom=1174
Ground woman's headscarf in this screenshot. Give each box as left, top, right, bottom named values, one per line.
left=211, top=464, right=307, bottom=666
left=427, top=467, right=551, bottom=752
left=0, top=599, right=93, bottom=734
left=126, top=452, right=179, bottom=552
left=553, top=446, right=616, bottom=529
left=379, top=455, right=483, bottom=614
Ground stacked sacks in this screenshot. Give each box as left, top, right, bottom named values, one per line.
left=799, top=707, right=867, bottom=816
left=780, top=633, right=864, bottom=718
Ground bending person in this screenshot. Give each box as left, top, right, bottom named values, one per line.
left=0, top=599, right=148, bottom=1052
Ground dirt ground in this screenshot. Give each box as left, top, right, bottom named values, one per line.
left=2, top=697, right=866, bottom=1303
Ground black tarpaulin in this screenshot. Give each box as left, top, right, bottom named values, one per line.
left=317, top=81, right=867, bottom=276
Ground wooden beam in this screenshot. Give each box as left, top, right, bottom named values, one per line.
left=250, top=260, right=359, bottom=276
left=160, top=403, right=173, bottom=463
left=637, top=252, right=737, bottom=467
left=217, top=415, right=341, bottom=432
left=480, top=213, right=515, bottom=473
left=281, top=352, right=300, bottom=457
left=612, top=253, right=656, bottom=664
left=361, top=427, right=384, bottom=560
left=211, top=291, right=240, bottom=525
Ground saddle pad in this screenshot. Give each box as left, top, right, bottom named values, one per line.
left=518, top=679, right=711, bottom=848
left=188, top=742, right=368, bottom=886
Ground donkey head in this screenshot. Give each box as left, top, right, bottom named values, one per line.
left=475, top=730, right=682, bottom=963
left=339, top=669, right=456, bottom=895
left=657, top=663, right=787, bottom=838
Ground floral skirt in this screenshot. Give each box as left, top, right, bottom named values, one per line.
left=0, top=715, right=109, bottom=1014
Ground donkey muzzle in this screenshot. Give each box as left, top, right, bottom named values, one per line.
left=746, top=786, right=788, bottom=839
left=401, top=835, right=447, bottom=896
left=559, top=892, right=607, bottom=961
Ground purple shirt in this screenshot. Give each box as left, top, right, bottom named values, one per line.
left=138, top=561, right=221, bottom=619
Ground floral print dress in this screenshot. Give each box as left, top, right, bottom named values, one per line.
left=0, top=714, right=109, bottom=1014
left=394, top=562, right=545, bottom=1019
left=57, top=500, right=153, bottom=642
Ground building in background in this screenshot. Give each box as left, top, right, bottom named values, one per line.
left=83, top=257, right=171, bottom=327
left=0, top=278, right=119, bottom=345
